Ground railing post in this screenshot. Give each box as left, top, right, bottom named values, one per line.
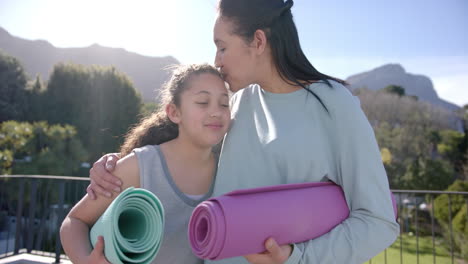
left=399, top=194, right=403, bottom=264
left=54, top=181, right=65, bottom=263
left=430, top=195, right=436, bottom=264
left=27, top=179, right=38, bottom=252
left=415, top=195, right=419, bottom=264
left=447, top=195, right=454, bottom=264
left=35, top=182, right=50, bottom=250
left=14, top=179, right=25, bottom=255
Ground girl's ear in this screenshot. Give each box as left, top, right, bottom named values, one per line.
left=166, top=103, right=181, bottom=124
left=252, top=29, right=268, bottom=55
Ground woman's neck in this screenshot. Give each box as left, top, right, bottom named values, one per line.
left=256, top=61, right=302, bottom=94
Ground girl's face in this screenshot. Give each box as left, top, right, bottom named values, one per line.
left=172, top=73, right=230, bottom=147
left=213, top=16, right=257, bottom=93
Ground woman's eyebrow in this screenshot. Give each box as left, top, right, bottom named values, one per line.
left=214, top=39, right=225, bottom=45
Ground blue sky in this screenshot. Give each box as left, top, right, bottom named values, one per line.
left=0, top=0, right=467, bottom=106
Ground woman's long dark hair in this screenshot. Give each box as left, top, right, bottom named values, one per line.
left=218, top=0, right=346, bottom=111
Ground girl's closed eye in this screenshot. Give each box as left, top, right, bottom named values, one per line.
left=220, top=100, right=229, bottom=108
left=220, top=96, right=229, bottom=108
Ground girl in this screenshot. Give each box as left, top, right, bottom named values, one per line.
left=60, top=64, right=230, bottom=264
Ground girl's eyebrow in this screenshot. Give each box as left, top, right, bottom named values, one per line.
left=193, top=90, right=229, bottom=98
left=193, top=91, right=211, bottom=95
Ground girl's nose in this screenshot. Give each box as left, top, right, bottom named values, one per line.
left=210, top=111, right=220, bottom=118
left=210, top=107, right=224, bottom=118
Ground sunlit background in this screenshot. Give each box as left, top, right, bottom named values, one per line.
left=1, top=1, right=468, bottom=263
left=0, top=0, right=467, bottom=106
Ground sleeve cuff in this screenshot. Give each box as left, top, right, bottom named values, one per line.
left=284, top=243, right=302, bottom=264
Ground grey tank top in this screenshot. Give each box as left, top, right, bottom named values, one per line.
left=133, top=145, right=215, bottom=264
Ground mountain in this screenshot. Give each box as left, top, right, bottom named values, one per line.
left=0, top=27, right=461, bottom=111
left=0, top=26, right=179, bottom=102
left=346, top=64, right=460, bottom=111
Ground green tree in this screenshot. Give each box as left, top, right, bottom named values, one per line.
left=383, top=85, right=406, bottom=97
left=43, top=63, right=142, bottom=161
left=434, top=180, right=468, bottom=260
left=437, top=130, right=465, bottom=176
left=0, top=149, right=13, bottom=174
left=0, top=120, right=88, bottom=176
left=401, top=158, right=454, bottom=190
left=140, top=102, right=160, bottom=118
left=0, top=51, right=28, bottom=122
left=358, top=88, right=460, bottom=189
left=24, top=74, right=47, bottom=122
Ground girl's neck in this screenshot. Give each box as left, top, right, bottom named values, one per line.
left=160, top=135, right=215, bottom=196
left=162, top=136, right=213, bottom=165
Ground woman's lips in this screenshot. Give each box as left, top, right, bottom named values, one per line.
left=221, top=73, right=228, bottom=82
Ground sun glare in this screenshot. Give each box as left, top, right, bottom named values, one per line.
left=39, top=0, right=186, bottom=56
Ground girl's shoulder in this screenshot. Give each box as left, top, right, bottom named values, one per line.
left=101, top=152, right=140, bottom=191
left=132, top=144, right=159, bottom=154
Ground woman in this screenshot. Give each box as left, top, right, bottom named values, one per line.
left=88, top=0, right=399, bottom=263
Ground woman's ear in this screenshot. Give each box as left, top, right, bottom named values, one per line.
left=166, top=103, right=181, bottom=124
left=252, top=29, right=268, bottom=55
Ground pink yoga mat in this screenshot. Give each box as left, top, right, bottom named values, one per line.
left=189, top=181, right=397, bottom=260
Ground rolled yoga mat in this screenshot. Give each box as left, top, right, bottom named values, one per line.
left=189, top=181, right=397, bottom=260
left=90, top=187, right=165, bottom=264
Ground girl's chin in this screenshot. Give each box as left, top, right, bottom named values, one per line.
left=199, top=136, right=225, bottom=148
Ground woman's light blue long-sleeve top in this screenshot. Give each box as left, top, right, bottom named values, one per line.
left=207, top=81, right=399, bottom=264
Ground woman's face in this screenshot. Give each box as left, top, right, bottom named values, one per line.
left=213, top=16, right=257, bottom=93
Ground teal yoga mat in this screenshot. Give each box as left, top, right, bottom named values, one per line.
left=90, top=187, right=165, bottom=264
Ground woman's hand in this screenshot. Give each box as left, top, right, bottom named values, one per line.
left=87, top=153, right=122, bottom=199
left=244, top=238, right=292, bottom=264
left=86, top=236, right=111, bottom=264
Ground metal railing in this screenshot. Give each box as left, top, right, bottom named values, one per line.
left=0, top=175, right=89, bottom=263
left=368, top=190, right=468, bottom=264
left=0, top=175, right=467, bottom=263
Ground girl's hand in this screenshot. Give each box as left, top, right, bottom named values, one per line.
left=87, top=153, right=122, bottom=199
left=87, top=236, right=111, bottom=264
left=244, top=238, right=292, bottom=264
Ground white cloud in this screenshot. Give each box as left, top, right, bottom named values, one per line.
left=432, top=74, right=468, bottom=107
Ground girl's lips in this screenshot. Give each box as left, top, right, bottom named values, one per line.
left=205, top=124, right=223, bottom=129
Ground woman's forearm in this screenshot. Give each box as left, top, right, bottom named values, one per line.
left=60, top=216, right=93, bottom=264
